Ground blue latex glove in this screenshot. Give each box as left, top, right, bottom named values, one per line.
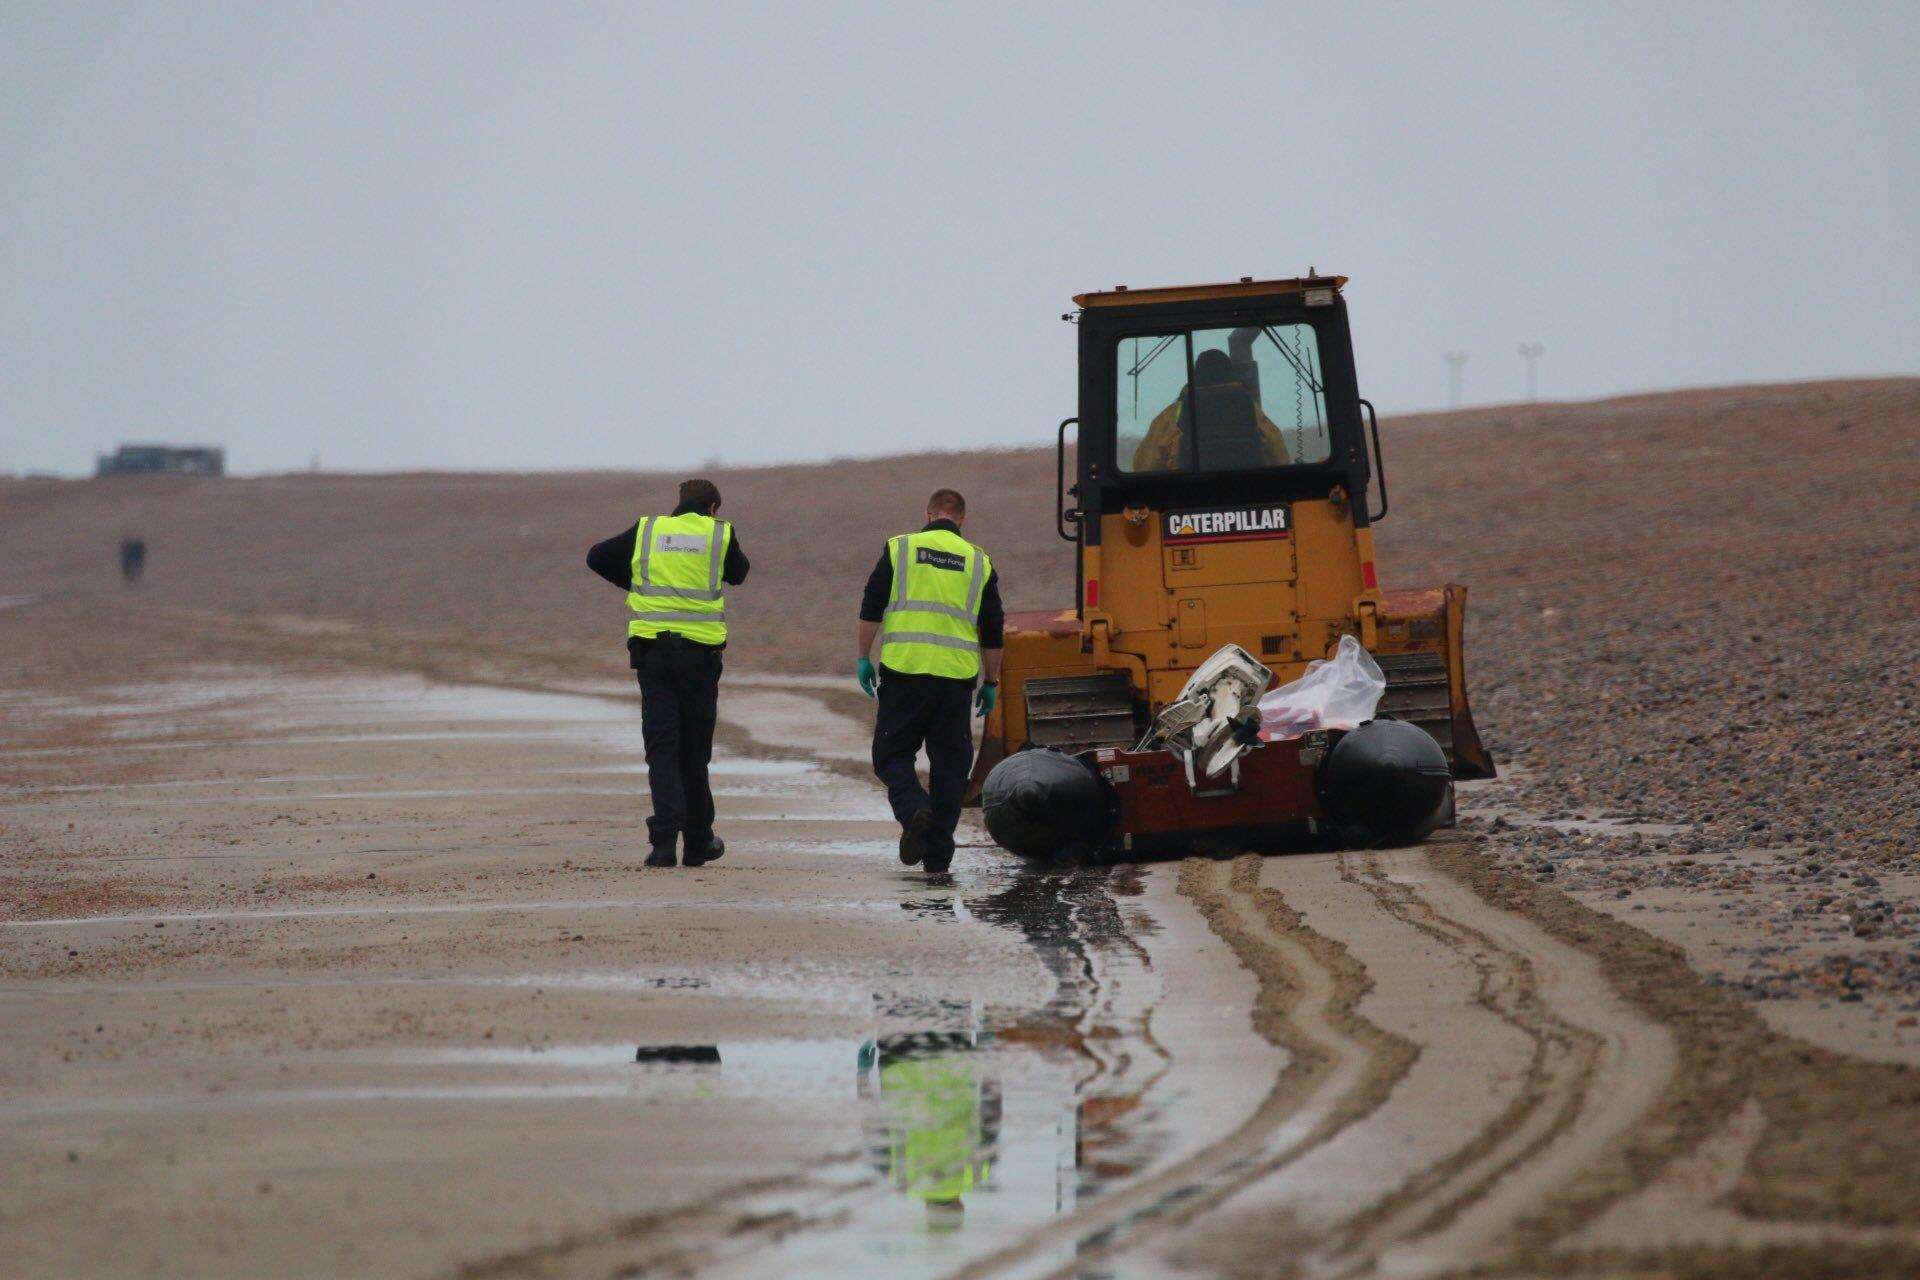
left=974, top=682, right=998, bottom=716
left=856, top=657, right=878, bottom=698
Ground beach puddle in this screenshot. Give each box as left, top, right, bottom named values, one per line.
left=686, top=863, right=1271, bottom=1280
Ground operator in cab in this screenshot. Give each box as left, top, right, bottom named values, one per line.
left=587, top=478, right=749, bottom=869
left=855, top=488, right=1004, bottom=876
left=1131, top=348, right=1293, bottom=472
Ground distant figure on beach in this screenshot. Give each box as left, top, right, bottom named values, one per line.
left=119, top=537, right=146, bottom=585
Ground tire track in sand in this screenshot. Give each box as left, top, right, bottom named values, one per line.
left=951, top=854, right=1416, bottom=1280
left=962, top=842, right=1680, bottom=1280
left=1315, top=846, right=1676, bottom=1276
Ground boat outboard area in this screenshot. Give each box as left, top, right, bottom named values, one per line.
left=982, top=641, right=1453, bottom=862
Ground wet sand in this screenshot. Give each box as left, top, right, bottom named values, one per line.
left=0, top=667, right=1281, bottom=1279
left=6, top=645, right=1919, bottom=1279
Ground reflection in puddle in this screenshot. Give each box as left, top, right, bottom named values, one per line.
left=859, top=1030, right=1000, bottom=1229
left=708, top=867, right=1164, bottom=1279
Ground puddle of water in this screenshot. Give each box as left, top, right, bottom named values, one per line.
left=727, top=688, right=874, bottom=764
left=724, top=673, right=846, bottom=690
left=20, top=785, right=821, bottom=808
left=314, top=1017, right=1091, bottom=1278
left=173, top=676, right=644, bottom=732
left=315, top=1037, right=887, bottom=1096
left=2, top=759, right=820, bottom=800
left=0, top=680, right=860, bottom=830
left=557, top=758, right=822, bottom=779
left=0, top=730, right=630, bottom=758
left=0, top=1082, right=650, bottom=1118
left=1, top=673, right=659, bottom=763
left=1, top=894, right=920, bottom=931
left=704, top=868, right=1184, bottom=1280
left=0, top=970, right=864, bottom=1004
left=6, top=861, right=1269, bottom=1280
left=3, top=773, right=379, bottom=796
left=769, top=838, right=917, bottom=857
left=1, top=671, right=283, bottom=726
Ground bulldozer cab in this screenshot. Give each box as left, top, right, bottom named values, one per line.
left=1103, top=300, right=1354, bottom=484
left=973, top=275, right=1493, bottom=799
left=1076, top=276, right=1375, bottom=604
left=1066, top=277, right=1389, bottom=702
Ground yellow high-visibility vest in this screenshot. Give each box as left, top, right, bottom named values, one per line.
left=878, top=528, right=990, bottom=679
left=627, top=513, right=731, bottom=646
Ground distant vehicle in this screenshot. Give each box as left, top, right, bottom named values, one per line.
left=96, top=444, right=224, bottom=477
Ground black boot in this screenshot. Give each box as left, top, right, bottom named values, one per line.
left=645, top=834, right=678, bottom=868
left=898, top=810, right=934, bottom=866
left=684, top=835, right=725, bottom=867
left=922, top=830, right=955, bottom=876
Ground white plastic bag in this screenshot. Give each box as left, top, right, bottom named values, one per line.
left=1257, top=635, right=1387, bottom=741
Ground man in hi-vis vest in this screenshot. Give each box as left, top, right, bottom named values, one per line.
left=588, top=479, right=749, bottom=868
left=855, top=489, right=1004, bottom=875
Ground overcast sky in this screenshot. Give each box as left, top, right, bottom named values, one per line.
left=3, top=2, right=1915, bottom=475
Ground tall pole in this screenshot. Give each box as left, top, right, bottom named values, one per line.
left=1444, top=352, right=1468, bottom=409
left=1518, top=343, right=1544, bottom=402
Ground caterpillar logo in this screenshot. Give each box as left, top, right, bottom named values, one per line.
left=1163, top=503, right=1291, bottom=545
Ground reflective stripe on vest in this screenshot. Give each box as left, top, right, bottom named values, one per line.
left=628, top=513, right=730, bottom=644
left=878, top=529, right=989, bottom=679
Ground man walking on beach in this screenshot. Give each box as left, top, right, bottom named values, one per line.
left=588, top=479, right=748, bottom=867
left=855, top=488, right=1002, bottom=876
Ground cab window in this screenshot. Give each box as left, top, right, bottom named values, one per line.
left=1116, top=324, right=1331, bottom=473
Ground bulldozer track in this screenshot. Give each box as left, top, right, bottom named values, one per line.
left=948, top=854, right=1406, bottom=1280
left=1315, top=847, right=1665, bottom=1275
left=945, top=842, right=1682, bottom=1280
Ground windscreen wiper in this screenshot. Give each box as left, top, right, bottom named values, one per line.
left=1261, top=326, right=1324, bottom=394
left=1125, top=334, right=1180, bottom=380
left=1125, top=334, right=1182, bottom=419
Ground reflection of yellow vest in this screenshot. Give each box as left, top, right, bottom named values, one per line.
left=627, top=513, right=731, bottom=645
left=881, top=1056, right=991, bottom=1201
left=878, top=528, right=991, bottom=680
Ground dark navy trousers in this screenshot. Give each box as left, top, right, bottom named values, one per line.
left=634, top=637, right=722, bottom=849
left=871, top=668, right=974, bottom=852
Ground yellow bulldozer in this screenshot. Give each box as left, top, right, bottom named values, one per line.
left=973, top=274, right=1493, bottom=860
